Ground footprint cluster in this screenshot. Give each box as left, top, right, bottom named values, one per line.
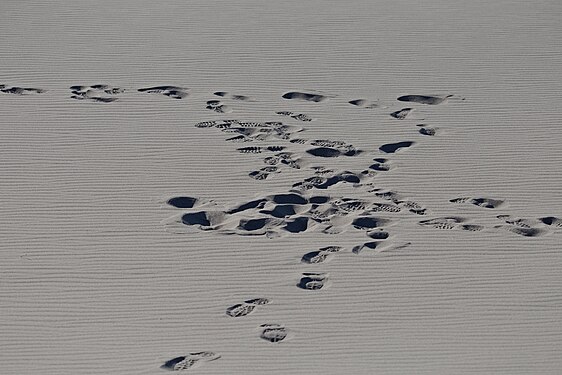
left=4, top=84, right=558, bottom=371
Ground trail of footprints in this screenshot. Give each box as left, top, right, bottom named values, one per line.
left=3, top=84, right=559, bottom=370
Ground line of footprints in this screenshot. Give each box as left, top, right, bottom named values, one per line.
left=4, top=83, right=561, bottom=371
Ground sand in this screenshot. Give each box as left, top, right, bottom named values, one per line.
left=1, top=1, right=562, bottom=374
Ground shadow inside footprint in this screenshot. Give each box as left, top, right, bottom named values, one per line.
left=352, top=217, right=390, bottom=230
left=260, top=324, right=287, bottom=343
left=306, top=147, right=341, bottom=158
left=181, top=212, right=211, bottom=227
left=397, top=94, right=449, bottom=105
left=297, top=272, right=328, bottom=290
left=282, top=91, right=326, bottom=102
left=284, top=217, right=309, bottom=233
left=271, top=193, right=308, bottom=205
left=379, top=141, right=414, bottom=153
left=161, top=352, right=220, bottom=371
left=260, top=204, right=297, bottom=218
left=167, top=196, right=198, bottom=208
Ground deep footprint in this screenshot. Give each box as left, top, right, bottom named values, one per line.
left=379, top=141, right=414, bottom=153
left=167, top=196, right=198, bottom=209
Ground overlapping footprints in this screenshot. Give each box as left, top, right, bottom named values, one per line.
left=70, top=84, right=124, bottom=102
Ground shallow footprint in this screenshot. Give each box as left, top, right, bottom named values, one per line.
left=418, top=217, right=464, bottom=230
left=397, top=94, right=450, bottom=105
left=450, top=197, right=504, bottom=209
left=348, top=98, right=380, bottom=109
left=138, top=85, right=187, bottom=99
left=260, top=324, right=288, bottom=343
left=161, top=352, right=221, bottom=371
left=496, top=225, right=545, bottom=237
left=1, top=85, right=46, bottom=95
left=390, top=108, right=413, bottom=119
left=226, top=298, right=270, bottom=318
left=301, top=246, right=342, bottom=264
left=276, top=111, right=313, bottom=122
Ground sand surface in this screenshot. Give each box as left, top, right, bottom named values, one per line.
left=1, top=1, right=562, bottom=374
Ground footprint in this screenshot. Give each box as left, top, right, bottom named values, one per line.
left=213, top=91, right=251, bottom=101
left=167, top=196, right=198, bottom=209
left=292, top=171, right=362, bottom=191
left=352, top=217, right=392, bottom=230
left=390, top=108, right=413, bottom=119
left=353, top=241, right=412, bottom=254
left=138, top=85, right=187, bottom=99
left=269, top=193, right=308, bottom=205
left=309, top=196, right=331, bottom=204
left=260, top=204, right=298, bottom=218
left=367, top=230, right=390, bottom=240
left=496, top=225, right=545, bottom=237
left=283, top=216, right=309, bottom=233
left=397, top=94, right=450, bottom=105
left=297, top=272, right=329, bottom=290
left=352, top=241, right=382, bottom=254
left=369, top=158, right=391, bottom=171
left=306, top=147, right=342, bottom=158
left=460, top=224, right=484, bottom=232
left=496, top=215, right=536, bottom=229
left=276, top=111, right=313, bottom=122
left=70, top=84, right=122, bottom=102
left=181, top=211, right=226, bottom=229
left=206, top=100, right=231, bottom=113
left=495, top=215, right=545, bottom=237
left=226, top=298, right=270, bottom=318
left=259, top=324, right=288, bottom=343
left=282, top=91, right=327, bottom=102
left=379, top=141, right=414, bottom=153
left=539, top=216, right=562, bottom=228
left=369, top=203, right=402, bottom=213
left=301, top=246, right=342, bottom=264
left=450, top=197, right=504, bottom=209
left=332, top=198, right=369, bottom=212
left=0, top=85, right=45, bottom=95
left=419, top=217, right=464, bottom=230
left=417, top=125, right=437, bottom=136
left=226, top=199, right=267, bottom=214
left=238, top=217, right=281, bottom=233
left=161, top=352, right=221, bottom=371
left=348, top=99, right=380, bottom=109
left=249, top=169, right=272, bottom=180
